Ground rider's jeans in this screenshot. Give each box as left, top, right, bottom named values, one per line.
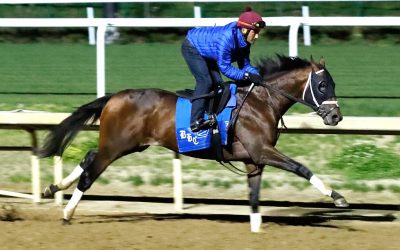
left=181, top=39, right=223, bottom=123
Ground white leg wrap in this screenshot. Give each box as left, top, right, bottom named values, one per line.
left=310, top=175, right=332, bottom=197
left=250, top=213, right=262, bottom=233
left=59, top=165, right=84, bottom=190
left=63, top=188, right=83, bottom=221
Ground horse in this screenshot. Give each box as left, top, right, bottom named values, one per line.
left=40, top=55, right=348, bottom=232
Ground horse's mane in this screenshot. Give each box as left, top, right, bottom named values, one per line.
left=257, top=54, right=311, bottom=81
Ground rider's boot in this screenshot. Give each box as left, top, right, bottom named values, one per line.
left=190, top=116, right=216, bottom=132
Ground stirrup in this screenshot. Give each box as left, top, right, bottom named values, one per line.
left=190, top=116, right=216, bottom=132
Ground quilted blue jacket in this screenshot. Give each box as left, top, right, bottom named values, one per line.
left=186, top=22, right=259, bottom=81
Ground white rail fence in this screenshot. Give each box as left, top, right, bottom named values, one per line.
left=1, top=17, right=400, bottom=97
left=1, top=111, right=399, bottom=208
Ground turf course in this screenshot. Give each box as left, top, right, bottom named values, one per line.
left=0, top=40, right=399, bottom=115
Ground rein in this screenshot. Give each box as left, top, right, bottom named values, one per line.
left=228, top=78, right=316, bottom=131
left=228, top=83, right=255, bottom=128
left=259, top=81, right=318, bottom=111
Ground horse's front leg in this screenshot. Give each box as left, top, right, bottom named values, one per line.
left=43, top=150, right=97, bottom=198
left=258, top=147, right=349, bottom=207
left=246, top=163, right=264, bottom=233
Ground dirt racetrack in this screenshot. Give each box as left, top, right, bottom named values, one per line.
left=1, top=199, right=399, bottom=250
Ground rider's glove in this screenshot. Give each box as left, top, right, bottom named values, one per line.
left=244, top=72, right=263, bottom=85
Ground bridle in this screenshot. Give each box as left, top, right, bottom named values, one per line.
left=301, top=69, right=339, bottom=118
left=229, top=68, right=339, bottom=128
left=260, top=69, right=339, bottom=119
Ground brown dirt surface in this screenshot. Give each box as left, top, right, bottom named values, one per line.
left=1, top=153, right=399, bottom=250
left=1, top=199, right=399, bottom=250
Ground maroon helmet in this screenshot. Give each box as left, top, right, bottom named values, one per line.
left=237, top=8, right=265, bottom=30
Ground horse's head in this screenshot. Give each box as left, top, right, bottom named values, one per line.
left=257, top=55, right=342, bottom=126
left=304, top=58, right=342, bottom=126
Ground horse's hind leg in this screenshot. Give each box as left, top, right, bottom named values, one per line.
left=60, top=144, right=149, bottom=224
left=61, top=149, right=115, bottom=224
left=43, top=150, right=97, bottom=198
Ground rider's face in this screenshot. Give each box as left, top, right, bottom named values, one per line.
left=242, top=28, right=260, bottom=44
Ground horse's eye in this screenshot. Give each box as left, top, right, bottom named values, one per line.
left=318, top=81, right=327, bottom=93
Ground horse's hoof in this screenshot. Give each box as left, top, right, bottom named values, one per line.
left=43, top=184, right=59, bottom=198
left=334, top=197, right=349, bottom=208
left=331, top=190, right=349, bottom=208
left=62, top=219, right=72, bottom=225
left=43, top=186, right=53, bottom=198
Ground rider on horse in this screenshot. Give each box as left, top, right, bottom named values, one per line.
left=181, top=7, right=265, bottom=132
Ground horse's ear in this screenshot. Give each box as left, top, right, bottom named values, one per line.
left=319, top=57, right=326, bottom=67
left=310, top=55, right=315, bottom=63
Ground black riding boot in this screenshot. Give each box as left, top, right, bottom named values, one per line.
left=190, top=98, right=216, bottom=132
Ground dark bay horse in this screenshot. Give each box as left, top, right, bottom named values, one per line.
left=40, top=55, right=348, bottom=232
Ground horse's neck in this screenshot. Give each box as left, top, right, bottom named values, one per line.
left=238, top=70, right=308, bottom=121
left=236, top=86, right=287, bottom=125
left=271, top=70, right=307, bottom=114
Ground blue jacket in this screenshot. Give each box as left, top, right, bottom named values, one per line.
left=187, top=22, right=259, bottom=81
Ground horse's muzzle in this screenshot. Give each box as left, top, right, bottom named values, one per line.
left=318, top=103, right=343, bottom=126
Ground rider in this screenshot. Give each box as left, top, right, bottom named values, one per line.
left=181, top=7, right=265, bottom=132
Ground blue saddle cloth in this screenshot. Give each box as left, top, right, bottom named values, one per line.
left=175, top=84, right=237, bottom=153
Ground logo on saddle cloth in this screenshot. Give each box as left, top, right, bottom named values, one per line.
left=175, top=84, right=237, bottom=153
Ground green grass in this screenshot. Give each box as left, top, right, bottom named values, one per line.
left=328, top=144, right=400, bottom=180
left=0, top=41, right=399, bottom=115
left=96, top=176, right=111, bottom=185
left=195, top=179, right=210, bottom=187
left=9, top=174, right=30, bottom=183
left=126, top=175, right=145, bottom=186
left=149, top=175, right=172, bottom=186
left=261, top=180, right=272, bottom=189
left=332, top=182, right=372, bottom=193
left=212, top=179, right=232, bottom=189
left=388, top=185, right=400, bottom=193
left=1, top=3, right=399, bottom=19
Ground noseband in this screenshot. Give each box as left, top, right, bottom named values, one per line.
left=316, top=100, right=339, bottom=118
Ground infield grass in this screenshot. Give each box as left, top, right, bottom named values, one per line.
left=0, top=40, right=399, bottom=115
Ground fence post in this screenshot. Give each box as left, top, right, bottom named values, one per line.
left=96, top=24, right=107, bottom=98
left=194, top=6, right=201, bottom=18
left=302, top=6, right=311, bottom=46
left=289, top=22, right=300, bottom=57
left=54, top=155, right=63, bottom=206
left=29, top=130, right=41, bottom=203
left=86, top=7, right=96, bottom=45
left=173, top=152, right=183, bottom=212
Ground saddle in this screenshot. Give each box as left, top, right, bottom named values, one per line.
left=176, top=82, right=232, bottom=116
left=175, top=82, right=235, bottom=163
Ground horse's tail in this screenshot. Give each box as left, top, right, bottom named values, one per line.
left=39, top=95, right=112, bottom=158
